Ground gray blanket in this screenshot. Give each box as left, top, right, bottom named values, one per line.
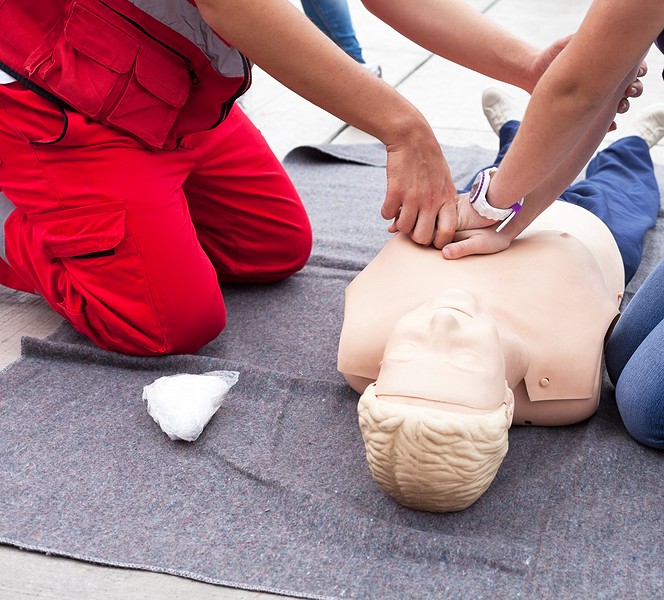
left=0, top=144, right=662, bottom=599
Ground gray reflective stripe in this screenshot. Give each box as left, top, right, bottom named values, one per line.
left=128, top=0, right=246, bottom=77
left=0, top=191, right=15, bottom=263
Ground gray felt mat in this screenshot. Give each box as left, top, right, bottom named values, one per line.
left=0, top=144, right=662, bottom=599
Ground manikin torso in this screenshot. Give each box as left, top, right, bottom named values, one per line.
left=337, top=202, right=625, bottom=426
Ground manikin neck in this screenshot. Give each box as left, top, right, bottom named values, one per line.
left=496, top=323, right=529, bottom=390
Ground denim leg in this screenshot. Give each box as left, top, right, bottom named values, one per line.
left=300, top=0, right=365, bottom=63
left=459, top=121, right=520, bottom=193
left=606, top=258, right=664, bottom=449
left=606, top=258, right=664, bottom=378
left=613, top=318, right=664, bottom=449
left=559, top=136, right=660, bottom=284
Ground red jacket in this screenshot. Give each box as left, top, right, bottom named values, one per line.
left=0, top=0, right=251, bottom=149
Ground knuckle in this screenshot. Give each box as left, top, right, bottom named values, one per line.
left=410, top=231, right=432, bottom=246
left=396, top=217, right=414, bottom=234
left=437, top=220, right=455, bottom=237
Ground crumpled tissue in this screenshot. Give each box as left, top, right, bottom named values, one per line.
left=143, top=370, right=240, bottom=442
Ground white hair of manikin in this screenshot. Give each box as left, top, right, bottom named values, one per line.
left=357, top=381, right=514, bottom=512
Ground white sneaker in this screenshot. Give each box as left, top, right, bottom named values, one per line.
left=482, top=87, right=521, bottom=135
left=362, top=62, right=382, bottom=79
left=622, top=104, right=664, bottom=148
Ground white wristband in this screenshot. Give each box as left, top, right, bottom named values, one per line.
left=469, top=167, right=524, bottom=229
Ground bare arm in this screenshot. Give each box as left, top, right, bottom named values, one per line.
left=472, top=0, right=662, bottom=228
left=194, top=0, right=579, bottom=249
left=194, top=0, right=459, bottom=247
left=445, top=64, right=643, bottom=258
left=362, top=0, right=553, bottom=92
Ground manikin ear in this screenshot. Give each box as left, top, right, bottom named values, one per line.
left=504, top=381, right=515, bottom=426
left=357, top=381, right=514, bottom=512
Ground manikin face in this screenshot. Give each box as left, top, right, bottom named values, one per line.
left=374, top=289, right=509, bottom=413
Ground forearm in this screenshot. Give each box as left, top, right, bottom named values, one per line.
left=496, top=64, right=643, bottom=242
left=196, top=0, right=457, bottom=246
left=444, top=74, right=640, bottom=261
left=362, top=0, right=541, bottom=91
left=485, top=0, right=663, bottom=222
left=195, top=0, right=430, bottom=146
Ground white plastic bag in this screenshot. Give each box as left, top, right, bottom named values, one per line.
left=143, top=370, right=240, bottom=442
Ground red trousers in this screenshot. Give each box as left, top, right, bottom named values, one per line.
left=0, top=83, right=312, bottom=355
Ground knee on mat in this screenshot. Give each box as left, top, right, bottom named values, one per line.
left=281, top=222, right=312, bottom=276
left=157, top=287, right=228, bottom=355
left=250, top=223, right=313, bottom=282
left=615, top=368, right=664, bottom=450
left=78, top=291, right=227, bottom=357
left=161, top=304, right=227, bottom=355
left=281, top=237, right=312, bottom=279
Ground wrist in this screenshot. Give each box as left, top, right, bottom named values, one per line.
left=485, top=172, right=518, bottom=210
left=469, top=168, right=523, bottom=232
left=521, top=47, right=541, bottom=94
left=378, top=103, right=430, bottom=147
left=495, top=41, right=540, bottom=93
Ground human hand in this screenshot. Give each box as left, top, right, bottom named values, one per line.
left=454, top=191, right=497, bottom=232
left=609, top=61, right=647, bottom=131
left=383, top=130, right=458, bottom=248
left=441, top=226, right=512, bottom=260
left=438, top=192, right=511, bottom=259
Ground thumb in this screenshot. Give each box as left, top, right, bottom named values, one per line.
left=442, top=238, right=477, bottom=260
left=442, top=230, right=510, bottom=259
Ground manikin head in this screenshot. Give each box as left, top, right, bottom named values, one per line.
left=358, top=289, right=515, bottom=512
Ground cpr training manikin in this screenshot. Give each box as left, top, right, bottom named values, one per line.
left=337, top=200, right=625, bottom=512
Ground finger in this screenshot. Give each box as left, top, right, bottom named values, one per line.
left=431, top=203, right=457, bottom=249
left=410, top=202, right=438, bottom=246
left=617, top=98, right=630, bottom=114
left=442, top=231, right=506, bottom=259
left=441, top=239, right=474, bottom=260
left=627, top=80, right=644, bottom=99
left=381, top=194, right=401, bottom=222
left=432, top=227, right=451, bottom=249
left=381, top=175, right=407, bottom=222
left=410, top=212, right=436, bottom=246
left=638, top=61, right=648, bottom=78
left=385, top=205, right=401, bottom=233
left=389, top=204, right=417, bottom=235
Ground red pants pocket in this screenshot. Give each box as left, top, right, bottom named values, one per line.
left=31, top=201, right=170, bottom=355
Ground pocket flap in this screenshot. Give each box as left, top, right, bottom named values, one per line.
left=64, top=3, right=139, bottom=73
left=135, top=46, right=190, bottom=108
left=31, top=201, right=126, bottom=258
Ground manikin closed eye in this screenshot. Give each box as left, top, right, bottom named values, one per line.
left=376, top=289, right=507, bottom=412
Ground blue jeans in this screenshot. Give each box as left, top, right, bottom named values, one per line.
left=301, top=0, right=365, bottom=63
left=605, top=259, right=664, bottom=449
left=462, top=121, right=660, bottom=285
